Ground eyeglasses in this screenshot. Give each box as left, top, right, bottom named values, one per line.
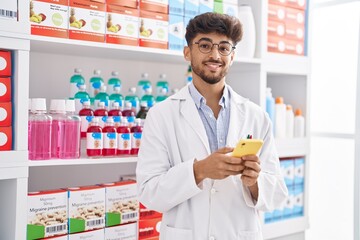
left=192, top=39, right=235, bottom=56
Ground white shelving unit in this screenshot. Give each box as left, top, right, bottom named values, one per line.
left=0, top=0, right=310, bottom=239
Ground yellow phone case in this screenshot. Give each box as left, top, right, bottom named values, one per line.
left=231, top=139, right=264, bottom=157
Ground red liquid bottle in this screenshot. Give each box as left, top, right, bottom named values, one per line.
left=103, top=117, right=117, bottom=156
left=122, top=101, right=136, bottom=128
left=94, top=101, right=108, bottom=128
left=108, top=102, right=122, bottom=128
left=117, top=117, right=131, bottom=155
left=130, top=118, right=143, bottom=155
left=79, top=101, right=94, bottom=138
left=86, top=117, right=103, bottom=157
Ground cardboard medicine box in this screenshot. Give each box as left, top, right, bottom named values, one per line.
left=139, top=0, right=168, bottom=14
left=139, top=202, right=162, bottom=220
left=138, top=217, right=162, bottom=240
left=101, top=180, right=139, bottom=227
left=0, top=102, right=12, bottom=127
left=0, top=51, right=12, bottom=77
left=27, top=189, right=68, bottom=240
left=68, top=0, right=106, bottom=42
left=68, top=228, right=105, bottom=240
left=168, top=14, right=184, bottom=51
left=0, top=126, right=12, bottom=150
left=139, top=10, right=168, bottom=49
left=106, top=5, right=139, bottom=46
left=65, top=185, right=106, bottom=234
left=0, top=77, right=12, bottom=102
left=107, top=0, right=138, bottom=9
left=30, top=0, right=69, bottom=39
left=105, top=222, right=138, bottom=240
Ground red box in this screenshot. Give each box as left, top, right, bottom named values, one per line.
left=268, top=4, right=286, bottom=22
left=0, top=51, right=12, bottom=77
left=140, top=202, right=162, bottom=220
left=0, top=126, right=12, bottom=150
left=268, top=35, right=286, bottom=54
left=0, top=102, right=12, bottom=127
left=269, top=0, right=287, bottom=6
left=0, top=77, right=12, bottom=102
left=139, top=0, right=168, bottom=14
left=286, top=0, right=306, bottom=10
left=107, top=0, right=138, bottom=9
left=138, top=217, right=162, bottom=240
left=283, top=38, right=304, bottom=55
left=268, top=20, right=285, bottom=38
left=285, top=7, right=305, bottom=26
left=268, top=36, right=304, bottom=56
left=285, top=22, right=305, bottom=40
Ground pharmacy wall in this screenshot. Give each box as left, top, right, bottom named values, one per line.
left=0, top=0, right=310, bottom=239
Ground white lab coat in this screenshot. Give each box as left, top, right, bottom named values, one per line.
left=136, top=85, right=288, bottom=240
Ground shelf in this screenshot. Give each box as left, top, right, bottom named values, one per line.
left=262, top=216, right=309, bottom=239
left=263, top=53, right=310, bottom=76
left=275, top=137, right=309, bottom=158
left=0, top=151, right=28, bottom=168
left=28, top=156, right=138, bottom=167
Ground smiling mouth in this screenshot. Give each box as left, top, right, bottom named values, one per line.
left=205, top=62, right=222, bottom=71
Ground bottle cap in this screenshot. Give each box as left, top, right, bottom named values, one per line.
left=286, top=105, right=292, bottom=111
left=275, top=97, right=284, bottom=104
left=140, top=101, right=148, bottom=107
left=111, top=71, right=119, bottom=77
left=295, top=109, right=302, bottom=116
left=50, top=99, right=66, bottom=113
left=31, top=98, right=47, bottom=111
left=141, top=73, right=149, bottom=79
left=94, top=69, right=101, bottom=75
left=74, top=68, right=82, bottom=74
left=159, top=73, right=166, bottom=79
left=66, top=99, right=76, bottom=112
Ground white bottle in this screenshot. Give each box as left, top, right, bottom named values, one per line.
left=294, top=108, right=305, bottom=137
left=274, top=97, right=286, bottom=139
left=286, top=104, right=294, bottom=138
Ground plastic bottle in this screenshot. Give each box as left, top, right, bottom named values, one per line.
left=86, top=117, right=103, bottom=157
left=74, top=84, right=91, bottom=114
left=108, top=102, right=122, bottom=128
left=141, top=88, right=155, bottom=108
left=286, top=104, right=294, bottom=138
left=156, top=73, right=169, bottom=97
left=274, top=97, right=286, bottom=139
left=136, top=101, right=149, bottom=120
left=94, top=101, right=108, bottom=128
left=155, top=87, right=168, bottom=103
left=130, top=118, right=143, bottom=155
left=136, top=73, right=152, bottom=99
left=94, top=85, right=110, bottom=110
left=28, top=98, right=52, bottom=160
left=107, top=71, right=121, bottom=96
left=28, top=98, right=32, bottom=151
left=117, top=117, right=131, bottom=155
left=294, top=108, right=305, bottom=138
left=122, top=101, right=136, bottom=127
left=49, top=99, right=67, bottom=159
left=102, top=117, right=117, bottom=156
left=62, top=99, right=81, bottom=159
left=70, top=68, right=85, bottom=99
left=79, top=101, right=94, bottom=138
left=185, top=65, right=193, bottom=85
left=109, top=85, right=124, bottom=110
left=125, top=87, right=140, bottom=114
left=266, top=87, right=275, bottom=131
left=89, top=69, right=104, bottom=99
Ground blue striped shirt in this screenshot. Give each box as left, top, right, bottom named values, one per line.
left=188, top=83, right=231, bottom=153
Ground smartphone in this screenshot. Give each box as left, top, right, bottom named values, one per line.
left=231, top=139, right=264, bottom=157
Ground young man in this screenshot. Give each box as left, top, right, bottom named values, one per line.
left=136, top=12, right=288, bottom=240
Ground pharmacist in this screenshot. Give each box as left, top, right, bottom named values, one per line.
left=136, top=12, right=288, bottom=240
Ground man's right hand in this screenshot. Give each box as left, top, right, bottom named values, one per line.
left=193, top=147, right=245, bottom=184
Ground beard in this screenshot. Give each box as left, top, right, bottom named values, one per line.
left=191, top=60, right=229, bottom=85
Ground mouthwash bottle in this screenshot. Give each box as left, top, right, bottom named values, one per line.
left=86, top=117, right=102, bottom=157
left=79, top=101, right=94, bottom=138
left=70, top=68, right=85, bottom=99
left=109, top=86, right=124, bottom=110
left=103, top=117, right=117, bottom=156
left=29, top=98, right=52, bottom=160
left=108, top=102, right=122, bottom=128
left=122, top=101, right=136, bottom=127
left=125, top=87, right=140, bottom=114
left=136, top=73, right=152, bottom=99
left=117, top=117, right=131, bottom=155
left=130, top=118, right=143, bottom=155
left=89, top=69, right=104, bottom=99
left=107, top=71, right=121, bottom=95
left=141, top=88, right=155, bottom=108
left=94, top=101, right=108, bottom=128
left=63, top=99, right=81, bottom=159
left=94, top=85, right=110, bottom=110
left=156, top=73, right=169, bottom=97
left=155, top=87, right=168, bottom=103
left=49, top=99, right=67, bottom=159
left=74, top=84, right=91, bottom=114
left=185, top=65, right=193, bottom=85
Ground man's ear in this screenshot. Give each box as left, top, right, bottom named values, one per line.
left=183, top=46, right=191, bottom=61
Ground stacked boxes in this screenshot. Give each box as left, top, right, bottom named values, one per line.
left=169, top=0, right=185, bottom=51
left=0, top=50, right=12, bottom=151
left=265, top=157, right=305, bottom=224
left=139, top=202, right=162, bottom=240
left=213, top=0, right=238, bottom=18
left=267, top=0, right=306, bottom=55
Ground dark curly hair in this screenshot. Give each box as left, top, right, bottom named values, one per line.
left=185, top=12, right=243, bottom=47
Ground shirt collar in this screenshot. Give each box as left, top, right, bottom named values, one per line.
left=188, top=82, right=230, bottom=109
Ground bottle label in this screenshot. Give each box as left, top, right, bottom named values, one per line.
left=118, top=133, right=131, bottom=150
left=87, top=132, right=103, bottom=150
left=103, top=132, right=117, bottom=149
left=131, top=132, right=142, bottom=150
left=81, top=116, right=93, bottom=133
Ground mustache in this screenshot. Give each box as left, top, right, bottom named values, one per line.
left=203, top=60, right=223, bottom=65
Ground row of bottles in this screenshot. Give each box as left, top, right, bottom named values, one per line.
left=266, top=87, right=305, bottom=138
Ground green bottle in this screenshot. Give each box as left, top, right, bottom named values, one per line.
left=74, top=84, right=90, bottom=113
left=70, top=68, right=85, bottom=99
left=156, top=73, right=169, bottom=97
left=141, top=88, right=155, bottom=108
left=108, top=71, right=121, bottom=95
left=156, top=87, right=168, bottom=102
left=109, top=86, right=124, bottom=109
left=89, top=69, right=104, bottom=99
left=136, top=73, right=152, bottom=99
left=94, top=85, right=110, bottom=110
left=125, top=87, right=140, bottom=114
